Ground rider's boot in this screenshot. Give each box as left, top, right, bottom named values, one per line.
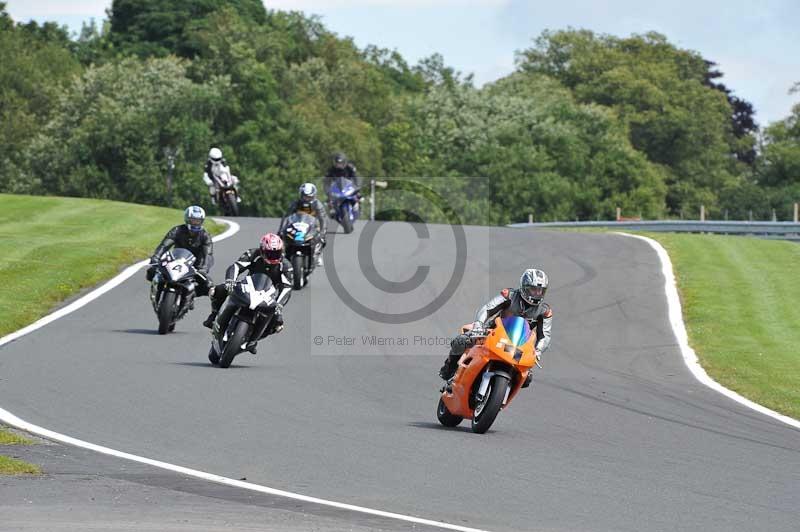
left=203, top=311, right=217, bottom=329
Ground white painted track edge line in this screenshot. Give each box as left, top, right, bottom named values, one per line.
left=0, top=216, right=488, bottom=532
left=0, top=407, right=487, bottom=532
left=615, top=231, right=800, bottom=430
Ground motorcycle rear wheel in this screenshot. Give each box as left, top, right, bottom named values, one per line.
left=157, top=291, right=176, bottom=335
left=437, top=397, right=463, bottom=427
left=208, top=346, right=220, bottom=366
left=219, top=320, right=249, bottom=368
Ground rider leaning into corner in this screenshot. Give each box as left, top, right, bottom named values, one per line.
left=202, top=147, right=241, bottom=205
left=439, top=268, right=552, bottom=388
left=203, top=234, right=293, bottom=354
left=146, top=206, right=214, bottom=297
left=279, top=183, right=327, bottom=267
left=323, top=152, right=360, bottom=216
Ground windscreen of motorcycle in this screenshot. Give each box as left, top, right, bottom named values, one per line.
left=286, top=212, right=317, bottom=242
left=331, top=177, right=356, bottom=197
left=163, top=248, right=196, bottom=281
left=501, top=316, right=532, bottom=349
left=235, top=273, right=277, bottom=310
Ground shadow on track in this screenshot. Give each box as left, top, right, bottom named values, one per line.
left=407, top=421, right=475, bottom=434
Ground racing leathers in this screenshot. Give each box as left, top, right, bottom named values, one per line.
left=206, top=249, right=293, bottom=341
left=439, top=288, right=553, bottom=385
left=280, top=198, right=327, bottom=265
left=202, top=159, right=240, bottom=204
left=147, top=225, right=214, bottom=295
left=280, top=198, right=328, bottom=237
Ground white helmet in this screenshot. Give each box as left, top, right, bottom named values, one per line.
left=519, top=268, right=549, bottom=305
left=299, top=182, right=317, bottom=203
left=208, top=147, right=223, bottom=163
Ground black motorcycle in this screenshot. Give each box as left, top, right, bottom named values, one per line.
left=280, top=212, right=321, bottom=290
left=208, top=272, right=279, bottom=368
left=149, top=248, right=200, bottom=334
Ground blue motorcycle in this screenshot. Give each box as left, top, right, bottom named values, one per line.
left=329, top=176, right=360, bottom=234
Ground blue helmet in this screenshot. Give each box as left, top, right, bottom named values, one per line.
left=184, top=205, right=206, bottom=233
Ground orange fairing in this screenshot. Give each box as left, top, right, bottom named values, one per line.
left=442, top=317, right=537, bottom=419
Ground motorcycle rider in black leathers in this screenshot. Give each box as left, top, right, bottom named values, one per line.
left=203, top=233, right=293, bottom=354
left=146, top=206, right=214, bottom=296
left=439, top=268, right=553, bottom=388
left=323, top=152, right=360, bottom=216
left=280, top=182, right=327, bottom=267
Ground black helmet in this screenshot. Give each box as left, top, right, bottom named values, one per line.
left=333, top=152, right=347, bottom=169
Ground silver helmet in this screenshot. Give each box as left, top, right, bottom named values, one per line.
left=519, top=268, right=548, bottom=305
left=184, top=205, right=206, bottom=233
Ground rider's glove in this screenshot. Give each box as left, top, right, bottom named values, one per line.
left=275, top=303, right=284, bottom=315
left=224, top=278, right=235, bottom=292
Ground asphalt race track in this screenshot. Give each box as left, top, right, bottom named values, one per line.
left=1, top=217, right=798, bottom=531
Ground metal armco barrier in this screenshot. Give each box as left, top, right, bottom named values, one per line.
left=508, top=220, right=800, bottom=240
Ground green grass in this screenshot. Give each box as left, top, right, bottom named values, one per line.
left=0, top=427, right=38, bottom=475
left=641, top=233, right=800, bottom=419
left=0, top=455, right=41, bottom=475
left=0, top=194, right=224, bottom=338
left=0, top=428, right=33, bottom=445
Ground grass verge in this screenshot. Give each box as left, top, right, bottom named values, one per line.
left=0, top=428, right=33, bottom=445
left=640, top=232, right=800, bottom=420
left=0, top=455, right=41, bottom=475
left=0, top=194, right=224, bottom=338
left=0, top=426, right=39, bottom=475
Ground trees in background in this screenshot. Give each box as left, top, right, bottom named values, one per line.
left=0, top=2, right=796, bottom=222
left=516, top=30, right=750, bottom=218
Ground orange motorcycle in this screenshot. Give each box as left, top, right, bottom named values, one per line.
left=437, top=316, right=538, bottom=433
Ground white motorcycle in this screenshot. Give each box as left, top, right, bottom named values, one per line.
left=208, top=272, right=279, bottom=368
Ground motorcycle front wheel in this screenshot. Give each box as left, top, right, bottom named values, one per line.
left=219, top=320, right=249, bottom=369
left=292, top=254, right=304, bottom=290
left=471, top=375, right=508, bottom=434
left=340, top=205, right=353, bottom=234
left=224, top=193, right=239, bottom=216
left=157, top=291, right=176, bottom=335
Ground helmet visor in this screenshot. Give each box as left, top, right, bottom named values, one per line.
left=187, top=218, right=203, bottom=232
left=525, top=285, right=545, bottom=300
left=262, top=249, right=282, bottom=263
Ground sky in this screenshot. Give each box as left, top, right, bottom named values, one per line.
left=5, top=0, right=799, bottom=126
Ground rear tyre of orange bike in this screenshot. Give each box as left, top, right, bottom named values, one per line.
left=437, top=397, right=463, bottom=427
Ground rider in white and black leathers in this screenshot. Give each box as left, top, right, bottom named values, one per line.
left=203, top=234, right=293, bottom=354
left=439, top=268, right=553, bottom=386
left=146, top=206, right=214, bottom=296
left=202, top=147, right=240, bottom=204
